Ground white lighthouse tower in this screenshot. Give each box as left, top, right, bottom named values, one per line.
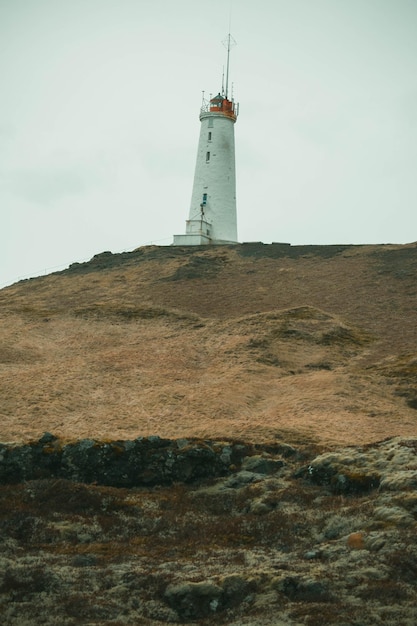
left=173, top=35, right=239, bottom=245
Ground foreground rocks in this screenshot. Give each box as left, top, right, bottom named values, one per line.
left=1, top=435, right=417, bottom=624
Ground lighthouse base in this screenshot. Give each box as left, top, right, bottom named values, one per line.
left=172, top=235, right=239, bottom=246
left=173, top=218, right=213, bottom=246
left=173, top=233, right=212, bottom=246
left=173, top=217, right=239, bottom=246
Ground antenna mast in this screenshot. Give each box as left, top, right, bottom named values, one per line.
left=222, top=33, right=236, bottom=100
left=225, top=34, right=231, bottom=99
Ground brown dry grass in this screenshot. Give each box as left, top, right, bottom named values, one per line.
left=1, top=243, right=416, bottom=446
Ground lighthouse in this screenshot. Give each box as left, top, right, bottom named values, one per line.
left=173, top=35, right=239, bottom=245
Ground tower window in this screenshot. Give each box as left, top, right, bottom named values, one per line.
left=208, top=132, right=212, bottom=141
left=202, top=193, right=207, bottom=205
left=208, top=118, right=214, bottom=128
left=206, top=151, right=210, bottom=162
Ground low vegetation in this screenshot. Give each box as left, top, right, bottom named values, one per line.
left=1, top=436, right=417, bottom=624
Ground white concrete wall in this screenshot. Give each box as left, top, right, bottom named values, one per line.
left=173, top=233, right=211, bottom=245
left=187, top=112, right=238, bottom=243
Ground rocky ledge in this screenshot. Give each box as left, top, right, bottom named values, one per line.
left=0, top=433, right=293, bottom=487
left=1, top=435, right=417, bottom=625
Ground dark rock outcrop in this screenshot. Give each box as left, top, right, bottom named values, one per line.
left=0, top=435, right=254, bottom=487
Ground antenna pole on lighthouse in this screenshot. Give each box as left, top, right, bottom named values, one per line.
left=222, top=33, right=236, bottom=100
left=225, top=34, right=231, bottom=99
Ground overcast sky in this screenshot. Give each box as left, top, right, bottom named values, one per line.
left=1, top=0, right=417, bottom=287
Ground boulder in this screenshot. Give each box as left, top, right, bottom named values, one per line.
left=164, top=576, right=254, bottom=621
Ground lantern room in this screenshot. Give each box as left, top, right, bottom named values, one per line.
left=209, top=93, right=238, bottom=120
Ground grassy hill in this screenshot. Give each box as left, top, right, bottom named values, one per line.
left=1, top=242, right=416, bottom=446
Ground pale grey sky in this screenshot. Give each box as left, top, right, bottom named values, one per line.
left=1, top=0, right=417, bottom=286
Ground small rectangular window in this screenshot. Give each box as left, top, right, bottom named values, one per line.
left=208, top=118, right=214, bottom=128
left=206, top=151, right=210, bottom=162
left=208, top=132, right=212, bottom=141
left=202, top=193, right=207, bottom=204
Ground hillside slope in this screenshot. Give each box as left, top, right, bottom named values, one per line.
left=1, top=242, right=416, bottom=445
